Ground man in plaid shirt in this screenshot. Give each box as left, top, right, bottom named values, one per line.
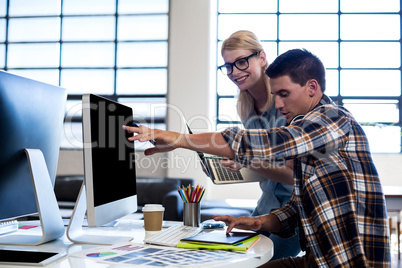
left=124, top=49, right=390, bottom=267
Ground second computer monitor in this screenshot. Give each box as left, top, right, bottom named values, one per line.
left=82, top=94, right=137, bottom=227
left=0, top=70, right=66, bottom=221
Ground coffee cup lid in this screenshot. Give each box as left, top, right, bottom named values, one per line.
left=142, top=204, right=165, bottom=212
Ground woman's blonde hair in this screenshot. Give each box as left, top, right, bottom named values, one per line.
left=221, top=30, right=273, bottom=122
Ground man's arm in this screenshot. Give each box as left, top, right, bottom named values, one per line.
left=221, top=106, right=351, bottom=166
left=123, top=125, right=294, bottom=185
left=122, top=125, right=235, bottom=159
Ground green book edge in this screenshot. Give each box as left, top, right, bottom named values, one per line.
left=177, top=234, right=261, bottom=252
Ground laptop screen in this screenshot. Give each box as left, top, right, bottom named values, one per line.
left=185, top=123, right=211, bottom=177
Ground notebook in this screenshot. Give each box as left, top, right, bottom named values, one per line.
left=185, top=122, right=266, bottom=185
left=177, top=234, right=260, bottom=251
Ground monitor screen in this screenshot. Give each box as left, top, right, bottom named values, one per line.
left=0, top=71, right=67, bottom=221
left=82, top=94, right=137, bottom=227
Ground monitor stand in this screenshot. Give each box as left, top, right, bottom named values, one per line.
left=66, top=182, right=134, bottom=245
left=0, top=149, right=65, bottom=245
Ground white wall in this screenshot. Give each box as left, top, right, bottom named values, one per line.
left=372, top=154, right=402, bottom=186
left=56, top=0, right=402, bottom=201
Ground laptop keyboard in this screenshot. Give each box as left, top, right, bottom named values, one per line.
left=210, top=159, right=244, bottom=181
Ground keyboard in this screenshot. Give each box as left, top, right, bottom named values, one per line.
left=144, top=224, right=202, bottom=247
left=0, top=220, right=18, bottom=235
left=209, top=159, right=244, bottom=181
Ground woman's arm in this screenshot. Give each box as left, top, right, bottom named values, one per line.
left=247, top=159, right=294, bottom=185
left=220, top=159, right=294, bottom=185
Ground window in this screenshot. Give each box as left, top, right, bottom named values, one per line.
left=216, top=0, right=401, bottom=153
left=0, top=0, right=169, bottom=150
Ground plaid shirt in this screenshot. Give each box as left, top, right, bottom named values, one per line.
left=221, top=95, right=390, bottom=267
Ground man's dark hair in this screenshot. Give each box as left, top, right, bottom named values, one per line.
left=266, top=49, right=326, bottom=92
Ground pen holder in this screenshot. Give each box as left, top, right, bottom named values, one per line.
left=183, top=202, right=201, bottom=227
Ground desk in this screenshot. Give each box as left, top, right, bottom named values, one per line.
left=0, top=214, right=273, bottom=267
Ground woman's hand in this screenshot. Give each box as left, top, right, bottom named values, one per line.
left=220, top=159, right=243, bottom=173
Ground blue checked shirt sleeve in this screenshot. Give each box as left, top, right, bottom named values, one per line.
left=269, top=194, right=300, bottom=238
left=221, top=105, right=350, bottom=165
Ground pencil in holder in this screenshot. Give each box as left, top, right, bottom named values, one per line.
left=183, top=202, right=201, bottom=227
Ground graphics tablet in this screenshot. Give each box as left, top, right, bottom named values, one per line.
left=180, top=230, right=258, bottom=245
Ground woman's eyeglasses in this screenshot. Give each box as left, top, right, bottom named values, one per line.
left=218, top=51, right=260, bottom=75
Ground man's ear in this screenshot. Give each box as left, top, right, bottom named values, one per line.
left=307, top=79, right=320, bottom=97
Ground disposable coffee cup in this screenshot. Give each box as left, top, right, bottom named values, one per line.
left=142, top=204, right=165, bottom=231
left=183, top=203, right=201, bottom=227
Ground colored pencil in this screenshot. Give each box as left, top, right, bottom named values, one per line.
left=178, top=188, right=187, bottom=203
left=178, top=184, right=205, bottom=203
left=197, top=188, right=205, bottom=203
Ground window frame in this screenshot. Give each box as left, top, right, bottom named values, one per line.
left=0, top=0, right=169, bottom=149
left=216, top=0, right=402, bottom=153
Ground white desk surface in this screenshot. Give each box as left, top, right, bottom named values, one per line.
left=0, top=214, right=273, bottom=268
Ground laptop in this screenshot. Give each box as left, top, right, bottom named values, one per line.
left=185, top=122, right=266, bottom=185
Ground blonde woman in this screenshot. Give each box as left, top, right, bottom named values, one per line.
left=218, top=30, right=300, bottom=259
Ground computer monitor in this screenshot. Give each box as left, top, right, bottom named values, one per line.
left=0, top=70, right=66, bottom=244
left=83, top=93, right=138, bottom=226
left=67, top=94, right=137, bottom=245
